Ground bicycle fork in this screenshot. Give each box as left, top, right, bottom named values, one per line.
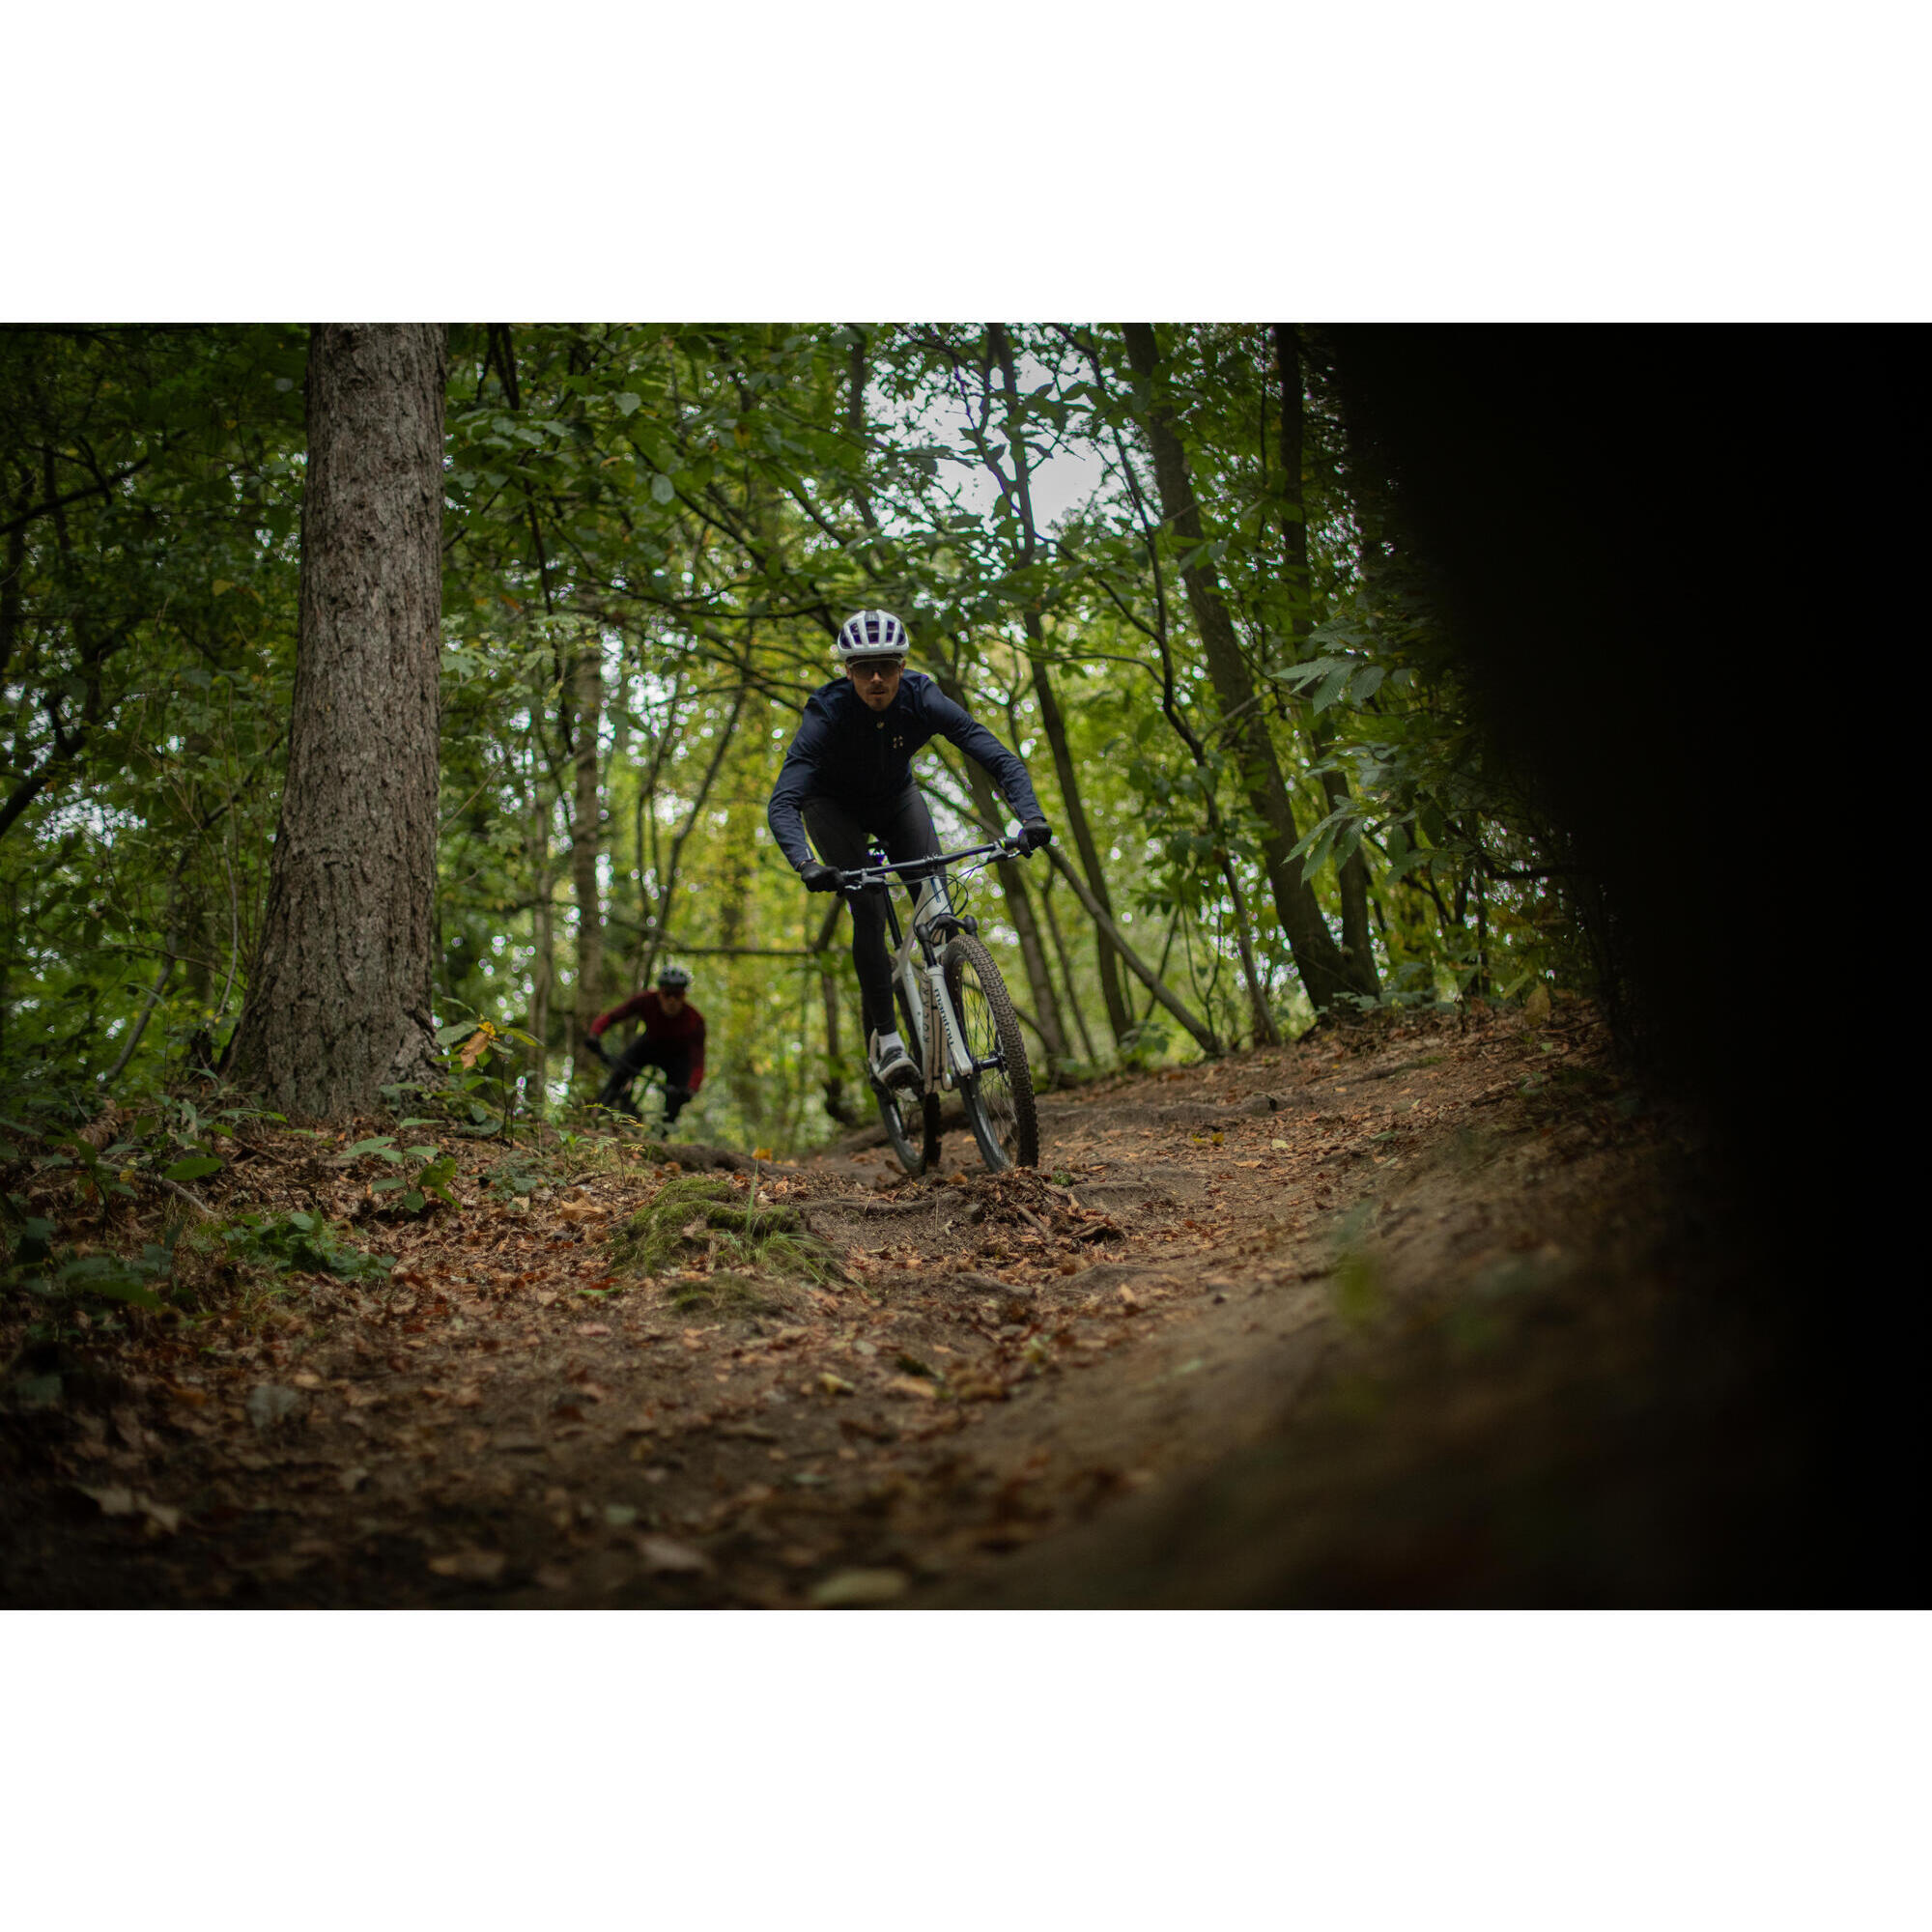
left=893, top=881, right=976, bottom=1091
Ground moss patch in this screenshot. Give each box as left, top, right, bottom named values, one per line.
left=609, top=1176, right=843, bottom=1301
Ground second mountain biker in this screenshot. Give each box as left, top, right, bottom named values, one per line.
left=766, top=610, right=1052, bottom=1092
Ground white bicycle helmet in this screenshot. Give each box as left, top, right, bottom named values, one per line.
left=835, top=610, right=909, bottom=663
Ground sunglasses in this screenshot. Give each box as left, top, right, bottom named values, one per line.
left=850, top=658, right=904, bottom=680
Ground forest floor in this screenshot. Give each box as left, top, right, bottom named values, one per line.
left=2, top=996, right=1773, bottom=1607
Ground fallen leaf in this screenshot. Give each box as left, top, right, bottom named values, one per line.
left=556, top=1201, right=609, bottom=1224
left=534, top=1290, right=557, bottom=1308
left=289, top=1372, right=324, bottom=1389
left=604, top=1503, right=639, bottom=1528
left=245, top=1384, right=302, bottom=1432
left=1270, top=1139, right=1292, bottom=1151
left=449, top=1386, right=484, bottom=1408
left=75, top=1484, right=135, bottom=1517
left=818, top=1372, right=856, bottom=1397
left=884, top=1376, right=937, bottom=1401
left=339, top=1465, right=370, bottom=1493
left=1118, top=1286, right=1139, bottom=1311
left=165, top=1382, right=209, bottom=1408
left=1233, top=1159, right=1263, bottom=1169
left=576, top=1321, right=611, bottom=1337
left=810, top=1568, right=908, bottom=1607
left=428, top=1548, right=506, bottom=1582
left=77, top=1486, right=181, bottom=1533
left=638, top=1534, right=711, bottom=1576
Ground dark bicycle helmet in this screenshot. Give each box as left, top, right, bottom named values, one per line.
left=835, top=610, right=909, bottom=662
left=657, top=965, right=692, bottom=990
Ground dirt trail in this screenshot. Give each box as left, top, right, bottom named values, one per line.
left=3, top=999, right=1719, bottom=1607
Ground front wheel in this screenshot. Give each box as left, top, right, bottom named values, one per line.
left=942, top=934, right=1037, bottom=1170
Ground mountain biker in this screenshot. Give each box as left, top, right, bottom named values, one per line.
left=586, top=966, right=705, bottom=1124
left=767, top=610, right=1052, bottom=1092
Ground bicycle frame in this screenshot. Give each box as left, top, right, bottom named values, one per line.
left=838, top=838, right=1018, bottom=1096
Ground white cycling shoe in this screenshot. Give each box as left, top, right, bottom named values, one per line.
left=868, top=1030, right=920, bottom=1092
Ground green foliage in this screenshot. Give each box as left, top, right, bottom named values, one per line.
left=2, top=321, right=1591, bottom=1154
left=219, top=1209, right=393, bottom=1282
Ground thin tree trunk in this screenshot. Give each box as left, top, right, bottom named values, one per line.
left=229, top=324, right=448, bottom=1117
left=986, top=324, right=1133, bottom=1044
left=526, top=778, right=554, bottom=1102
left=1038, top=872, right=1099, bottom=1065
left=569, top=638, right=606, bottom=1081
left=1220, top=856, right=1278, bottom=1047
left=1122, top=323, right=1360, bottom=1016
left=937, top=675, right=1071, bottom=1072
left=1275, top=324, right=1379, bottom=996
left=640, top=687, right=745, bottom=983
left=1042, top=844, right=1219, bottom=1054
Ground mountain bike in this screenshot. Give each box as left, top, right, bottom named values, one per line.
left=582, top=1036, right=677, bottom=1129
left=832, top=835, right=1039, bottom=1177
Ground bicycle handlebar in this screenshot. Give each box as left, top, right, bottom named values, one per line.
left=831, top=836, right=1026, bottom=894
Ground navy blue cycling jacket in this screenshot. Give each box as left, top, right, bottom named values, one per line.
left=766, top=671, right=1044, bottom=872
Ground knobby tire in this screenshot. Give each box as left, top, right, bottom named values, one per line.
left=943, top=934, right=1037, bottom=1170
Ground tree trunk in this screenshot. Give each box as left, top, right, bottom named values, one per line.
left=229, top=324, right=448, bottom=1118
left=1275, top=325, right=1378, bottom=997
left=1038, top=872, right=1100, bottom=1065
left=1121, top=323, right=1359, bottom=1015
left=1042, top=844, right=1219, bottom=1055
left=937, top=671, right=1071, bottom=1072
left=987, top=324, right=1133, bottom=1045
left=569, top=639, right=605, bottom=1082
left=527, top=787, right=555, bottom=1105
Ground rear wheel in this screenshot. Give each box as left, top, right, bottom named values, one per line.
left=943, top=934, right=1037, bottom=1170
left=874, top=1081, right=923, bottom=1175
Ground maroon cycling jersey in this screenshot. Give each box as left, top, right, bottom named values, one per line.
left=588, top=989, right=706, bottom=1092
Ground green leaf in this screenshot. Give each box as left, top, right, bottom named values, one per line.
left=650, top=473, right=675, bottom=504
left=343, top=1137, right=396, bottom=1159
left=371, top=1178, right=407, bottom=1193
left=163, top=1154, right=224, bottom=1182
left=614, top=392, right=641, bottom=416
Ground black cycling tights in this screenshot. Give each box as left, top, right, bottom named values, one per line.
left=803, top=787, right=939, bottom=1040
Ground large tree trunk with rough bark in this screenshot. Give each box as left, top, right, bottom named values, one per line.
left=1122, top=323, right=1361, bottom=1014
left=229, top=324, right=448, bottom=1118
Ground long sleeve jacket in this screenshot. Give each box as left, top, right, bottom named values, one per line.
left=765, top=672, right=1044, bottom=871
left=587, top=989, right=706, bottom=1092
